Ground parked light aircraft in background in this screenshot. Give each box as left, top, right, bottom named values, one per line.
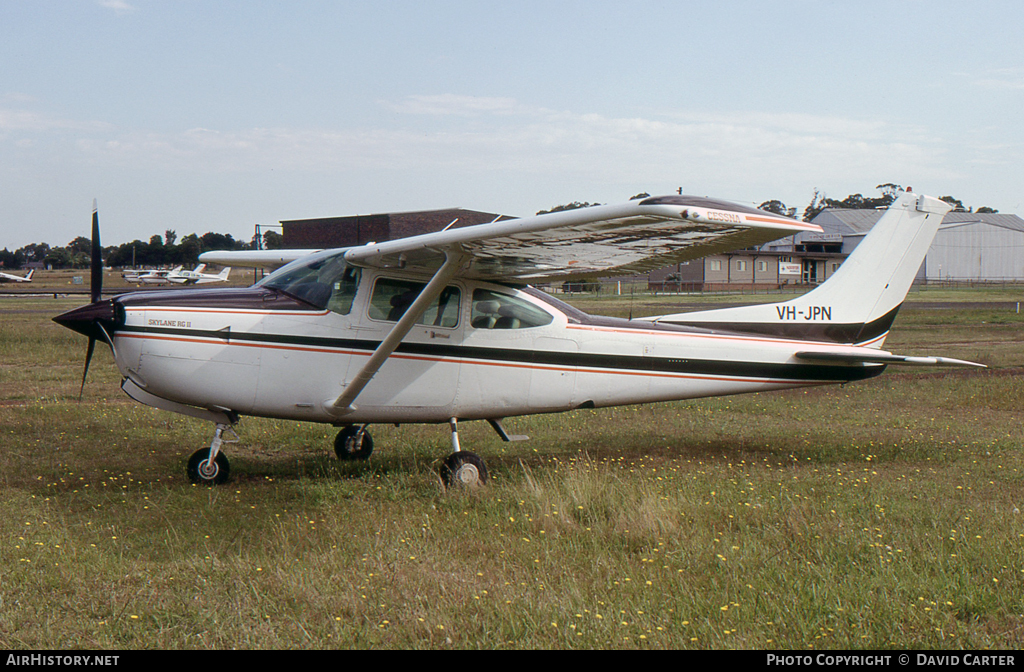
left=55, top=191, right=983, bottom=488
left=123, top=266, right=184, bottom=284
left=167, top=265, right=231, bottom=285
left=0, top=269, right=34, bottom=283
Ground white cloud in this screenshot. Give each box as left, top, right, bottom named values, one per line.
left=0, top=108, right=112, bottom=134
left=98, top=0, right=136, bottom=14
left=3, top=93, right=38, bottom=104
left=955, top=67, right=1024, bottom=91
left=385, top=94, right=535, bottom=117
left=4, top=93, right=965, bottom=224
left=58, top=99, right=950, bottom=193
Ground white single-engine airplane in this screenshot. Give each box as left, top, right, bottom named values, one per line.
left=167, top=264, right=232, bottom=285
left=55, top=191, right=983, bottom=487
left=123, top=266, right=184, bottom=284
left=0, top=269, right=34, bottom=283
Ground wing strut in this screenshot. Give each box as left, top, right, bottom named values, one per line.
left=327, top=248, right=469, bottom=416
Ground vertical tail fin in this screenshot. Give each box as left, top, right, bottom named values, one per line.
left=648, top=192, right=952, bottom=346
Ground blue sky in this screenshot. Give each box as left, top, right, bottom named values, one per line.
left=3, top=1, right=1023, bottom=250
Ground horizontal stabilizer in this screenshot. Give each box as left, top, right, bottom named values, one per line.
left=795, top=351, right=986, bottom=368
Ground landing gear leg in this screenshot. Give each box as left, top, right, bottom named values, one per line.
left=187, top=423, right=235, bottom=485
left=439, top=417, right=487, bottom=489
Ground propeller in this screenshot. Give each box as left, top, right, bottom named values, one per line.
left=79, top=201, right=102, bottom=399
left=53, top=200, right=118, bottom=400
left=91, top=199, right=102, bottom=304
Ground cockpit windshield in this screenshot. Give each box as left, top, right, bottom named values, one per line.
left=256, top=251, right=361, bottom=314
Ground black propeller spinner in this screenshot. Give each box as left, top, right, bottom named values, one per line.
left=52, top=201, right=122, bottom=400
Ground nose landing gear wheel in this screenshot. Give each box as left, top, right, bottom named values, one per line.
left=187, top=448, right=230, bottom=485
left=440, top=452, right=488, bottom=489
left=334, top=425, right=374, bottom=460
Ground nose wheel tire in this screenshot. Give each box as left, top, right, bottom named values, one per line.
left=440, top=452, right=488, bottom=489
left=187, top=448, right=230, bottom=485
left=334, top=425, right=374, bottom=460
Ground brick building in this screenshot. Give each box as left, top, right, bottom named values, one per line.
left=281, top=208, right=512, bottom=249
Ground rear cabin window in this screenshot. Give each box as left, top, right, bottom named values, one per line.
left=471, top=289, right=553, bottom=329
left=369, top=278, right=461, bottom=328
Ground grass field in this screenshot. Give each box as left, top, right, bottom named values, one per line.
left=1, top=289, right=1023, bottom=649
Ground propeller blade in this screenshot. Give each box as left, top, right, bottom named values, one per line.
left=91, top=200, right=102, bottom=304
left=79, top=336, right=96, bottom=401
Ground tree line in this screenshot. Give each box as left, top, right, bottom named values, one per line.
left=0, top=229, right=284, bottom=271
left=538, top=184, right=998, bottom=222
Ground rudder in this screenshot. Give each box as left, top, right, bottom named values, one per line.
left=646, top=192, right=952, bottom=346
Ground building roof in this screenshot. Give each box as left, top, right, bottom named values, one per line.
left=280, top=208, right=512, bottom=248
left=811, top=208, right=1024, bottom=236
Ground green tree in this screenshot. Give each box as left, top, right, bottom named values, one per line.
left=939, top=196, right=967, bottom=213
left=0, top=248, right=25, bottom=269
left=536, top=201, right=602, bottom=215
left=17, top=243, right=50, bottom=263
left=263, top=230, right=284, bottom=250
left=67, top=236, right=92, bottom=256
left=177, top=236, right=202, bottom=266
left=200, top=232, right=246, bottom=250
left=758, top=200, right=797, bottom=218
left=803, top=184, right=904, bottom=221
left=43, top=246, right=73, bottom=269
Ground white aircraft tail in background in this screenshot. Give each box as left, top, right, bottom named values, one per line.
left=130, top=266, right=184, bottom=284
left=0, top=269, right=34, bottom=283
left=169, top=265, right=231, bottom=284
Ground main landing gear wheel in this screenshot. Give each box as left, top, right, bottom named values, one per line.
left=439, top=451, right=488, bottom=489
left=334, top=425, right=374, bottom=461
left=187, top=448, right=230, bottom=485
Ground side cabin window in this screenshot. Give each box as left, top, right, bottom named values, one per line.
left=471, top=289, right=553, bottom=330
left=257, top=252, right=361, bottom=315
left=369, top=277, right=461, bottom=328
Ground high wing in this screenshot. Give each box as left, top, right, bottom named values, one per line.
left=200, top=195, right=821, bottom=280
left=344, top=196, right=819, bottom=281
